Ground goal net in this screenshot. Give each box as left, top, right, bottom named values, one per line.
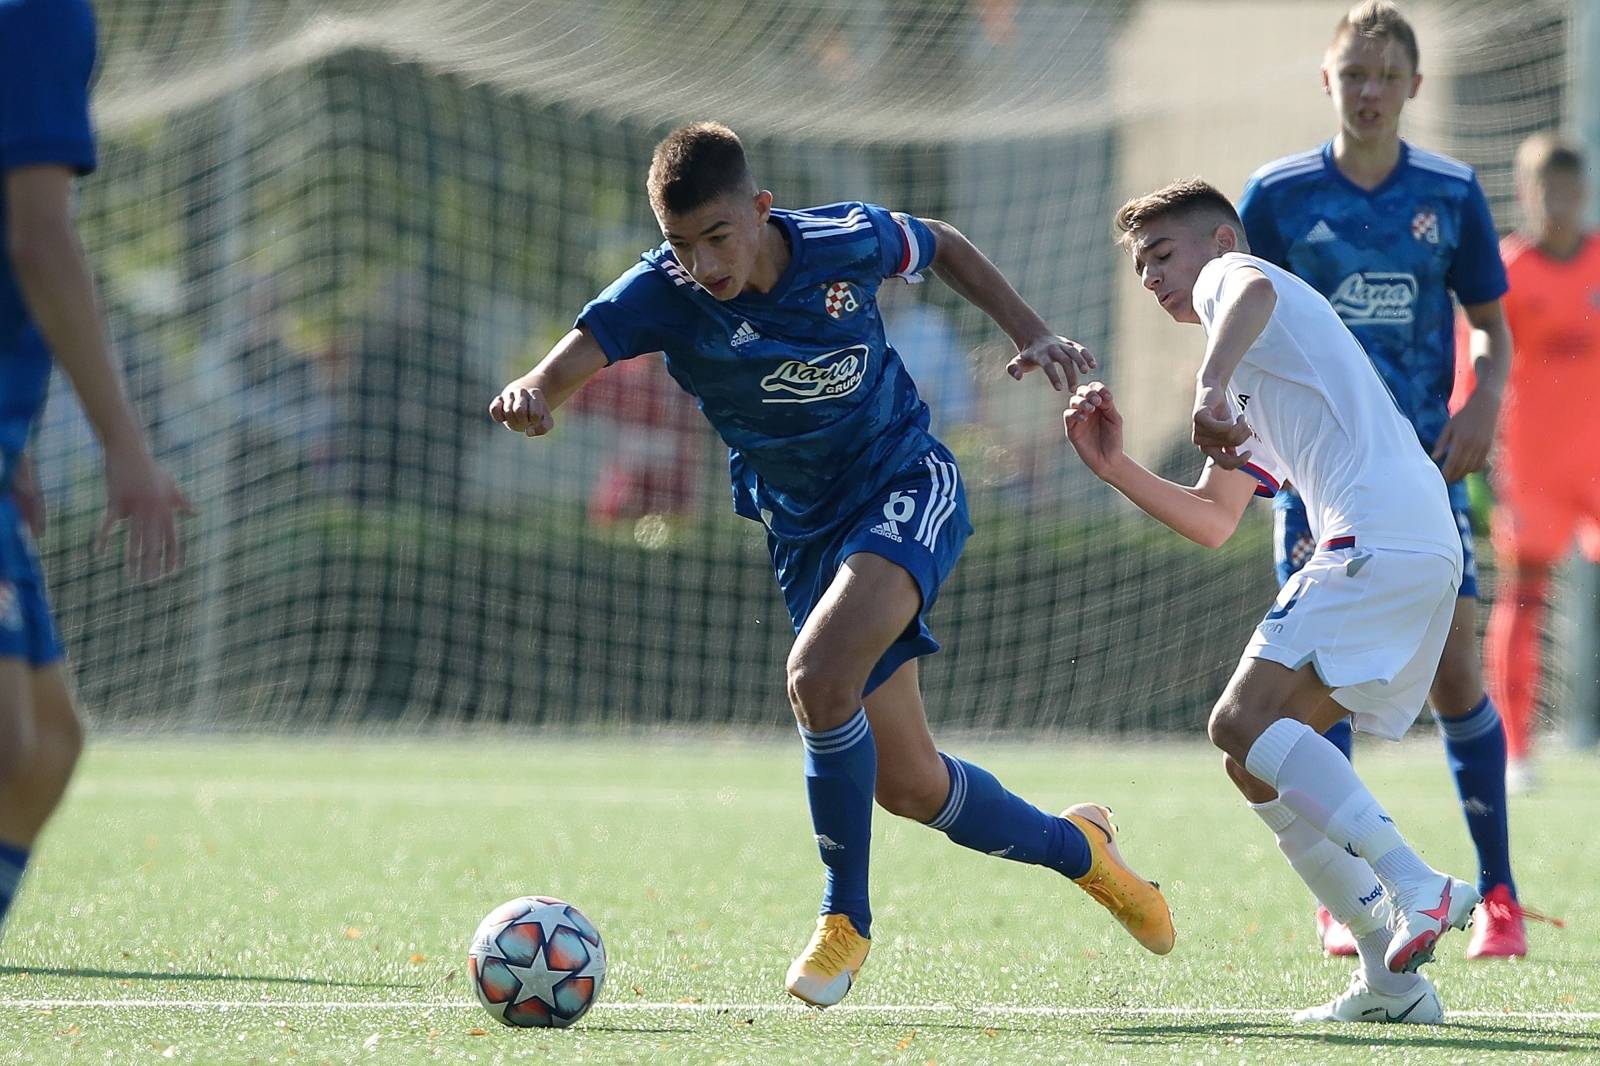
left=34, top=0, right=1584, bottom=734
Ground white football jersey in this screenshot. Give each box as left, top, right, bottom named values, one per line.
left=1191, top=252, right=1461, bottom=566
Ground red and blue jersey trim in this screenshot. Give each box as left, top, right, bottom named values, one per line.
left=889, top=211, right=932, bottom=279
left=1241, top=462, right=1279, bottom=499
left=1321, top=535, right=1357, bottom=550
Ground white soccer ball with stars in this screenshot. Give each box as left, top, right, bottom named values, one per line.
left=468, top=896, right=606, bottom=1028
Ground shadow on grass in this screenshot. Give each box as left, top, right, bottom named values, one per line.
left=1098, top=1019, right=1597, bottom=1055
left=0, top=964, right=421, bottom=991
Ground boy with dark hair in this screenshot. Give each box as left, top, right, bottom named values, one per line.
left=492, top=121, right=1174, bottom=1007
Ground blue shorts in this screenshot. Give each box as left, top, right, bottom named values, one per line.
left=768, top=445, right=972, bottom=698
left=0, top=498, right=63, bottom=666
left=1273, top=481, right=1477, bottom=599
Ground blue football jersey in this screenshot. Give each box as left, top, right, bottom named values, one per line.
left=0, top=0, right=99, bottom=471
left=1238, top=141, right=1507, bottom=453
left=578, top=202, right=940, bottom=541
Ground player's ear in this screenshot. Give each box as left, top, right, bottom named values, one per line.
left=753, top=189, right=773, bottom=221
left=1409, top=71, right=1422, bottom=100
left=1319, top=63, right=1332, bottom=97
left=1214, top=224, right=1239, bottom=254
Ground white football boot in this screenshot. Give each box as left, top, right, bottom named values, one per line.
left=1293, top=970, right=1443, bottom=1025
left=1387, top=873, right=1480, bottom=973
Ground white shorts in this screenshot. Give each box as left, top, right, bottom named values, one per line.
left=1244, top=547, right=1460, bottom=741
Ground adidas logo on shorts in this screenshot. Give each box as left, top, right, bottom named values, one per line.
left=869, top=520, right=902, bottom=543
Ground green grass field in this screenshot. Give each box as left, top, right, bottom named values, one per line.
left=0, top=737, right=1594, bottom=1065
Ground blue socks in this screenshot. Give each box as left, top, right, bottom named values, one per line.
left=1438, top=695, right=1516, bottom=897
left=927, top=753, right=1092, bottom=879
left=0, top=840, right=29, bottom=930
left=1322, top=718, right=1354, bottom=761
left=799, top=721, right=1099, bottom=938
left=799, top=709, right=876, bottom=938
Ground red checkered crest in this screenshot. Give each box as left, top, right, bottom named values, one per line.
left=1411, top=209, right=1439, bottom=245
left=823, top=281, right=859, bottom=319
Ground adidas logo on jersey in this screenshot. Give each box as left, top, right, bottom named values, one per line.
left=731, top=320, right=760, bottom=347
left=869, top=520, right=902, bottom=543
left=1305, top=219, right=1337, bottom=243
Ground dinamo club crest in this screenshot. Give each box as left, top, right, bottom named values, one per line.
left=823, top=281, right=860, bottom=319
left=1411, top=208, right=1440, bottom=245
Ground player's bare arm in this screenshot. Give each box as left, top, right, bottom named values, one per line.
left=1434, top=298, right=1510, bottom=482
left=490, top=326, right=610, bottom=437
left=6, top=164, right=192, bottom=580
left=1065, top=382, right=1256, bottom=548
left=917, top=218, right=1095, bottom=391
left=1193, top=266, right=1275, bottom=469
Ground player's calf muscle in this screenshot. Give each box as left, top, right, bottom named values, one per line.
left=873, top=755, right=948, bottom=820
left=1429, top=620, right=1484, bottom=716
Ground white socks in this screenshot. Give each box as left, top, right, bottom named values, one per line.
left=1249, top=799, right=1386, bottom=935
left=1250, top=797, right=1412, bottom=995
left=1354, top=929, right=1416, bottom=994
left=1245, top=719, right=1436, bottom=894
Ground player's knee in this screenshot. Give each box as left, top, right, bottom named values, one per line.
left=1206, top=701, right=1256, bottom=761
left=785, top=658, right=864, bottom=732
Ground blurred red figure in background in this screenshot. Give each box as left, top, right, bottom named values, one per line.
left=569, top=354, right=701, bottom=527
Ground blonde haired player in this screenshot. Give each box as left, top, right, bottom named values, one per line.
left=1065, top=178, right=1482, bottom=1024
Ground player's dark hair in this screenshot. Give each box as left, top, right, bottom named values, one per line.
left=1516, top=132, right=1585, bottom=181
left=1113, top=178, right=1248, bottom=251
left=648, top=122, right=756, bottom=216
left=1331, top=1, right=1420, bottom=72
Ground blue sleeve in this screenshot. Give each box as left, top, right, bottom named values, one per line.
left=1237, top=179, right=1287, bottom=268
left=864, top=203, right=938, bottom=281
left=575, top=263, right=675, bottom=365
left=1447, top=178, right=1509, bottom=306
left=0, top=0, right=98, bottom=174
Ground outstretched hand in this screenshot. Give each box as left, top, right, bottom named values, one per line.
left=1063, top=381, right=1125, bottom=479
left=1007, top=334, right=1097, bottom=392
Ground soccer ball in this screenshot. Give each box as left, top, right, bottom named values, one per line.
left=468, top=896, right=606, bottom=1028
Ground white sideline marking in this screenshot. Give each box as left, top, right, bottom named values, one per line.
left=67, top=779, right=791, bottom=810
left=0, top=999, right=1596, bottom=1022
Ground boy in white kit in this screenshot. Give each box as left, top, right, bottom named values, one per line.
left=1059, top=178, right=1478, bottom=1024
